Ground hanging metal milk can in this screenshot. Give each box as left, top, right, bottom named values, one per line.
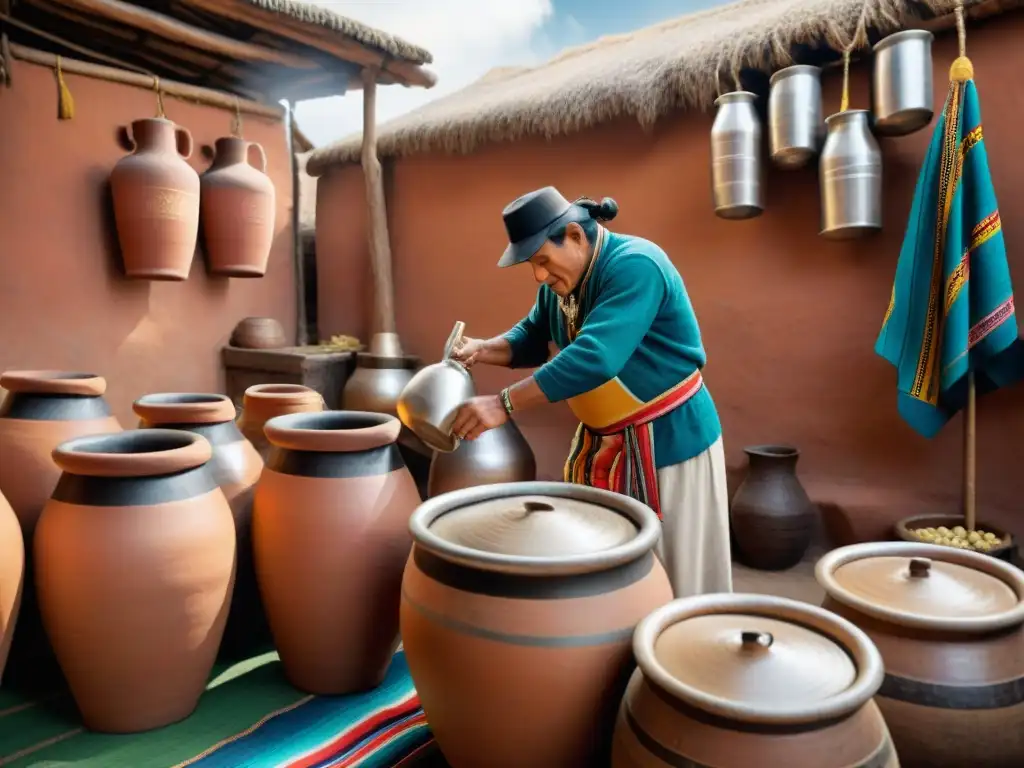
left=710, top=91, right=763, bottom=219
left=872, top=29, right=935, bottom=136
left=768, top=65, right=824, bottom=169
left=819, top=109, right=882, bottom=239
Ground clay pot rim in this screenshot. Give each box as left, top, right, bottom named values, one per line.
left=893, top=512, right=1015, bottom=558
left=815, top=542, right=1024, bottom=633
left=0, top=370, right=106, bottom=397
left=52, top=429, right=212, bottom=478
left=409, top=481, right=660, bottom=577
left=133, top=393, right=236, bottom=425
left=263, top=410, right=400, bottom=453
left=742, top=444, right=799, bottom=459
left=243, top=383, right=323, bottom=405
left=633, top=593, right=884, bottom=726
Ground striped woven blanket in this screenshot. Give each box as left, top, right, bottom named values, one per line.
left=0, top=650, right=443, bottom=767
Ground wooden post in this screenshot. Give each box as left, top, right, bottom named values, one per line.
left=963, top=371, right=977, bottom=530
left=360, top=67, right=402, bottom=357
left=284, top=101, right=309, bottom=346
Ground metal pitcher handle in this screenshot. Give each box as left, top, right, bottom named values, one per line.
left=442, top=321, right=466, bottom=361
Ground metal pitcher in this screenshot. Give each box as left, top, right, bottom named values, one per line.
left=396, top=322, right=474, bottom=453
left=872, top=29, right=935, bottom=136
left=819, top=110, right=882, bottom=239
left=768, top=65, right=824, bottom=169
left=710, top=91, right=763, bottom=219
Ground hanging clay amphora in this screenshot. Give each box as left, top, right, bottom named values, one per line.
left=253, top=411, right=420, bottom=694
left=110, top=117, right=200, bottom=280
left=237, top=384, right=324, bottom=458
left=0, top=489, right=24, bottom=684
left=35, top=430, right=235, bottom=733
left=402, top=482, right=673, bottom=767
left=201, top=137, right=276, bottom=277
left=0, top=371, right=122, bottom=683
left=134, top=393, right=268, bottom=659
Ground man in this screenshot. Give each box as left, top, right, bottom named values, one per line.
left=450, top=186, right=731, bottom=597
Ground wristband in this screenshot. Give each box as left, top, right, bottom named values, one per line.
left=499, top=387, right=514, bottom=414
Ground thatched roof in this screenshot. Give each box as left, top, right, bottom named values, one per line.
left=306, top=0, right=1015, bottom=175
left=1, top=0, right=435, bottom=103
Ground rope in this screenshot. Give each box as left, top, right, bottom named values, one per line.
left=152, top=76, right=166, bottom=117
left=55, top=54, right=74, bottom=120
left=950, top=0, right=974, bottom=82
left=839, top=0, right=872, bottom=112
left=231, top=95, right=243, bottom=137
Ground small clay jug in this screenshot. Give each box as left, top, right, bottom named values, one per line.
left=612, top=593, right=895, bottom=767
left=35, top=429, right=235, bottom=733
left=201, top=137, right=276, bottom=277
left=134, top=393, right=268, bottom=659
left=427, top=420, right=537, bottom=497
left=0, top=371, right=122, bottom=683
left=110, top=118, right=200, bottom=280
left=730, top=445, right=816, bottom=571
left=817, top=542, right=1024, bottom=768
left=237, top=384, right=324, bottom=457
left=253, top=411, right=420, bottom=695
left=230, top=316, right=287, bottom=349
left=0, top=489, right=24, bottom=684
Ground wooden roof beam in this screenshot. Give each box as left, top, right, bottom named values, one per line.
left=179, top=0, right=437, bottom=88
left=46, top=0, right=320, bottom=69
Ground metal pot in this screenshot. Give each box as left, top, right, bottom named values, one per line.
left=768, top=65, right=824, bottom=169
left=819, top=110, right=882, bottom=239
left=872, top=29, right=935, bottom=137
left=427, top=419, right=537, bottom=496
left=710, top=91, right=763, bottom=219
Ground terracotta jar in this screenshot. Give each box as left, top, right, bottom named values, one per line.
left=612, top=593, right=895, bottom=767
left=0, top=371, right=122, bottom=681
left=200, top=137, right=276, bottom=277
left=817, top=542, right=1024, bottom=768
left=237, top=383, right=323, bottom=458
left=0, top=489, right=24, bottom=684
left=110, top=117, right=200, bottom=280
left=402, top=482, right=673, bottom=767
left=427, top=420, right=537, bottom=497
left=34, top=429, right=235, bottom=733
left=730, top=445, right=816, bottom=570
left=253, top=411, right=419, bottom=694
left=230, top=316, right=287, bottom=349
left=134, top=392, right=267, bottom=658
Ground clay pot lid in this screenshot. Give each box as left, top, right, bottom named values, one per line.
left=634, top=594, right=884, bottom=726
left=409, top=481, right=660, bottom=576
left=816, top=542, right=1024, bottom=633
left=0, top=370, right=106, bottom=397
left=134, top=393, right=236, bottom=425
left=52, top=429, right=211, bottom=478
left=243, top=383, right=323, bottom=406
left=263, top=410, right=400, bottom=453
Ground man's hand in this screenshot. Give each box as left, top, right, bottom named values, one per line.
left=450, top=336, right=513, bottom=368
left=450, top=394, right=509, bottom=441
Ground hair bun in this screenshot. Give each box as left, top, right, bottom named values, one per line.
left=596, top=197, right=619, bottom=222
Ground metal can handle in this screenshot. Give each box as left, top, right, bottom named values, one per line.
left=442, top=321, right=466, bottom=361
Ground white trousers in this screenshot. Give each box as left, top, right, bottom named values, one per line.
left=655, top=437, right=733, bottom=598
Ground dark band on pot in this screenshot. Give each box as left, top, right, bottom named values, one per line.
left=51, top=465, right=219, bottom=507
left=1, top=393, right=112, bottom=421
left=879, top=672, right=1024, bottom=709
left=265, top=443, right=404, bottom=478
left=142, top=420, right=244, bottom=447
left=624, top=707, right=895, bottom=767
left=412, top=547, right=655, bottom=600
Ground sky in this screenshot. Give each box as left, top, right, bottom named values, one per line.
left=295, top=1, right=728, bottom=147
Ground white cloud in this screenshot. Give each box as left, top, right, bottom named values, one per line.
left=295, top=1, right=556, bottom=147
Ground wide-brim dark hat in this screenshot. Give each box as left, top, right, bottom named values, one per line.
left=497, top=186, right=589, bottom=268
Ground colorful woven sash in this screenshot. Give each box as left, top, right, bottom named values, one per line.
left=563, top=371, right=703, bottom=518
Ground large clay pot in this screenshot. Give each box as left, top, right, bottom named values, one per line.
left=402, top=481, right=674, bottom=767
left=201, top=136, right=276, bottom=277
left=237, top=383, right=323, bottom=458
left=0, top=371, right=122, bottom=682
left=35, top=429, right=235, bottom=733
left=427, top=420, right=537, bottom=497
left=0, top=489, right=24, bottom=684
left=110, top=117, right=200, bottom=280
left=133, top=392, right=267, bottom=658
left=730, top=445, right=816, bottom=571
left=253, top=411, right=419, bottom=694
left=817, top=542, right=1024, bottom=768
left=613, top=593, right=896, bottom=767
